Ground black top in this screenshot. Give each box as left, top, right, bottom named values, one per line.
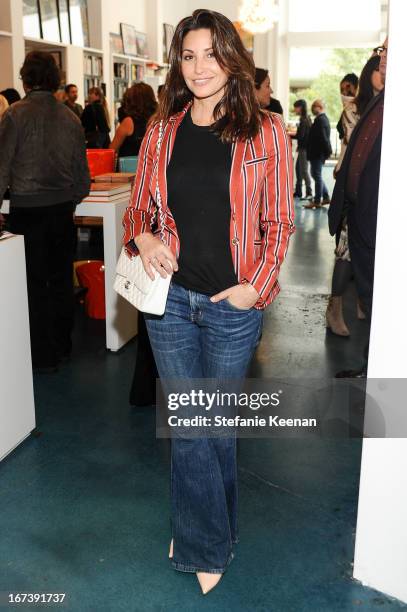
left=307, top=113, right=332, bottom=161
left=266, top=98, right=283, bottom=114
left=166, top=109, right=236, bottom=295
left=118, top=116, right=147, bottom=157
left=293, top=115, right=312, bottom=150
left=81, top=102, right=109, bottom=134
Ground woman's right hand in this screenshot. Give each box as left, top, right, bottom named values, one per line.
left=134, top=232, right=178, bottom=280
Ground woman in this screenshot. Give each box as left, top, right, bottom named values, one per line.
left=326, top=55, right=383, bottom=336
left=110, top=83, right=157, bottom=158
left=291, top=99, right=312, bottom=199
left=254, top=67, right=283, bottom=114
left=122, top=10, right=294, bottom=594
left=81, top=86, right=110, bottom=148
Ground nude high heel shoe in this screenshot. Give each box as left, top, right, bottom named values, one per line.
left=169, top=539, right=173, bottom=559
left=326, top=296, right=350, bottom=337
left=196, top=572, right=222, bottom=595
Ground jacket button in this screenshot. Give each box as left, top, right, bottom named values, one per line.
left=231, top=237, right=239, bottom=246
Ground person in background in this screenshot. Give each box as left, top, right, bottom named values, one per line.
left=254, top=67, right=283, bottom=114
left=304, top=99, right=332, bottom=209
left=64, top=83, right=83, bottom=118
left=54, top=89, right=67, bottom=103
left=110, top=83, right=157, bottom=158
left=0, top=94, right=9, bottom=119
left=0, top=51, right=90, bottom=372
left=0, top=94, right=10, bottom=229
left=326, top=53, right=384, bottom=338
left=290, top=99, right=312, bottom=200
left=81, top=86, right=111, bottom=148
left=336, top=73, right=359, bottom=141
left=0, top=88, right=21, bottom=106
left=329, top=40, right=387, bottom=377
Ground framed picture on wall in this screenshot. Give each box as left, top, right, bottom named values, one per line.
left=69, top=0, right=90, bottom=48
left=58, top=0, right=71, bottom=44
left=120, top=23, right=137, bottom=56
left=110, top=32, right=124, bottom=55
left=135, top=31, right=148, bottom=59
left=163, top=23, right=175, bottom=64
left=38, top=0, right=60, bottom=42
left=22, top=0, right=42, bottom=38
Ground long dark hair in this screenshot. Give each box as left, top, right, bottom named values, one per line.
left=123, top=82, right=157, bottom=123
left=157, top=9, right=262, bottom=143
left=293, top=99, right=308, bottom=118
left=354, top=55, right=381, bottom=116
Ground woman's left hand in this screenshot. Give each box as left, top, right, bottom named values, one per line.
left=210, top=282, right=260, bottom=310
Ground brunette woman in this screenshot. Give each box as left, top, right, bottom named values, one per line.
left=122, top=10, right=294, bottom=594
left=81, top=86, right=110, bottom=148
left=110, top=82, right=157, bottom=158
left=326, top=54, right=383, bottom=336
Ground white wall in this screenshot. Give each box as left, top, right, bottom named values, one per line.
left=353, top=0, right=407, bottom=604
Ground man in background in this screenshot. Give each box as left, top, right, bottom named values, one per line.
left=0, top=51, right=90, bottom=373
left=305, top=99, right=332, bottom=209
left=329, top=40, right=388, bottom=377
left=64, top=83, right=83, bottom=118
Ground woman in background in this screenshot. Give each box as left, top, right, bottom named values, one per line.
left=81, top=86, right=111, bottom=148
left=254, top=67, right=283, bottom=114
left=290, top=99, right=312, bottom=200
left=326, top=54, right=383, bottom=336
left=110, top=82, right=157, bottom=158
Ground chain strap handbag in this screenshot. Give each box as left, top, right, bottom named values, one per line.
left=114, top=120, right=172, bottom=315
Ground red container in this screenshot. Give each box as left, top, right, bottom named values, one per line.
left=86, top=149, right=115, bottom=179
left=76, top=261, right=106, bottom=320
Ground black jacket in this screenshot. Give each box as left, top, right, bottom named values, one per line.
left=307, top=112, right=332, bottom=161
left=293, top=115, right=312, bottom=150
left=0, top=90, right=90, bottom=208
left=81, top=101, right=110, bottom=148
left=328, top=91, right=384, bottom=249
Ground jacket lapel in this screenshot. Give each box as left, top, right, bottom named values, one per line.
left=230, top=138, right=248, bottom=214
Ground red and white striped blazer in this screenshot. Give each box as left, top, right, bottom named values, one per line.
left=122, top=102, right=295, bottom=309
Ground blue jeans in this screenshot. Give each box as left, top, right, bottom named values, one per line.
left=145, top=282, right=263, bottom=573
left=310, top=157, right=329, bottom=203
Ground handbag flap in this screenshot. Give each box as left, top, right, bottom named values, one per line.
left=116, top=249, right=154, bottom=295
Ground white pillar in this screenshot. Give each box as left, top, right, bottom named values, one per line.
left=353, top=0, right=407, bottom=604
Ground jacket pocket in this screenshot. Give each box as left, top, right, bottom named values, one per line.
left=244, top=156, right=268, bottom=166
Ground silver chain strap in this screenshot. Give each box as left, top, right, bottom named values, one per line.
left=155, top=119, right=165, bottom=243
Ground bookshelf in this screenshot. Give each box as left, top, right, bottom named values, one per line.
left=83, top=50, right=103, bottom=100
left=111, top=54, right=168, bottom=126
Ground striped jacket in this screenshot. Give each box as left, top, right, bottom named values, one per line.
left=122, top=102, right=295, bottom=309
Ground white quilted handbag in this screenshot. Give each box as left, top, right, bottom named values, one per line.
left=114, top=120, right=172, bottom=315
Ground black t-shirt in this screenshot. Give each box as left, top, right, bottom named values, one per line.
left=166, top=109, right=237, bottom=295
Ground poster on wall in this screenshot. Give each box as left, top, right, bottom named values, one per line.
left=135, top=32, right=148, bottom=58
left=110, top=32, right=124, bottom=55
left=69, top=0, right=90, bottom=47
left=163, top=23, right=175, bottom=64
left=120, top=23, right=137, bottom=56
left=58, top=0, right=71, bottom=44
left=233, top=21, right=254, bottom=54
left=38, top=0, right=60, bottom=42
left=22, top=0, right=42, bottom=39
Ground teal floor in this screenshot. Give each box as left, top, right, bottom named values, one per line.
left=1, top=170, right=406, bottom=611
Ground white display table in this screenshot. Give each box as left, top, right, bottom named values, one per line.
left=75, top=197, right=138, bottom=351
left=1, top=199, right=138, bottom=352
left=0, top=234, right=36, bottom=461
